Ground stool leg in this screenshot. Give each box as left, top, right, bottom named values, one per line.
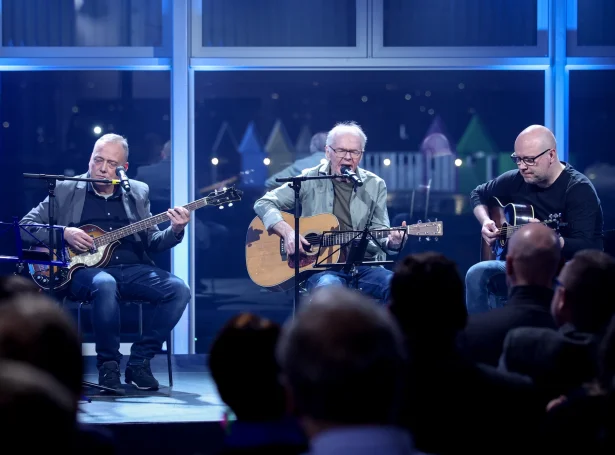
left=138, top=303, right=143, bottom=336
left=167, top=333, right=173, bottom=387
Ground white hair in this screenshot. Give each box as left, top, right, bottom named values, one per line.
left=93, top=133, right=129, bottom=161
left=326, top=121, right=367, bottom=151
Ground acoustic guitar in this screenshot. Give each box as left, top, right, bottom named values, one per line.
left=480, top=196, right=563, bottom=261
left=245, top=211, right=443, bottom=291
left=26, top=187, right=243, bottom=291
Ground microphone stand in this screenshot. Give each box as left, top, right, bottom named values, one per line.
left=275, top=173, right=343, bottom=316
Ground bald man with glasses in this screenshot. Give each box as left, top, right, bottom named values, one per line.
left=465, top=125, right=603, bottom=315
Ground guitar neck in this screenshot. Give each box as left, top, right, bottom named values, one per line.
left=93, top=197, right=209, bottom=247
left=322, top=227, right=400, bottom=247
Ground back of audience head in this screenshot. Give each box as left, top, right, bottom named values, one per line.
left=551, top=249, right=615, bottom=334
left=0, top=274, right=41, bottom=302
left=0, top=359, right=76, bottom=444
left=389, top=251, right=467, bottom=341
left=208, top=313, right=285, bottom=421
left=276, top=287, right=407, bottom=434
left=0, top=292, right=82, bottom=403
left=506, top=223, right=561, bottom=288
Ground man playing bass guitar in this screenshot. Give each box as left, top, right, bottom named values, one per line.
left=467, top=125, right=603, bottom=314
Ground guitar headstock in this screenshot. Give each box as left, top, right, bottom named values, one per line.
left=407, top=219, right=443, bottom=242
left=206, top=186, right=243, bottom=208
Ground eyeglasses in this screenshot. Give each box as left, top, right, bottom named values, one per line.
left=328, top=146, right=363, bottom=158
left=510, top=148, right=551, bottom=166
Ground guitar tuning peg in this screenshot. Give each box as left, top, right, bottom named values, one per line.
left=434, top=237, right=439, bottom=242
left=426, top=237, right=431, bottom=242
left=427, top=218, right=431, bottom=223
left=418, top=237, right=422, bottom=242
left=434, top=218, right=438, bottom=222
left=417, top=220, right=422, bottom=224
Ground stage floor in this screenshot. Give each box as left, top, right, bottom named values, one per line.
left=78, top=358, right=226, bottom=425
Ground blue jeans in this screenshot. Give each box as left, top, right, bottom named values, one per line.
left=305, top=266, right=393, bottom=304
left=465, top=260, right=508, bottom=315
left=69, top=264, right=191, bottom=368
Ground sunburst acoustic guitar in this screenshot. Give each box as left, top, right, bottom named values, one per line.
left=26, top=187, right=242, bottom=291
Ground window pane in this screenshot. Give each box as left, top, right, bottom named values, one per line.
left=0, top=71, right=171, bottom=283
left=383, top=0, right=537, bottom=47
left=201, top=0, right=356, bottom=47
left=2, top=0, right=163, bottom=46
left=569, top=70, right=615, bottom=227
left=193, top=69, right=544, bottom=353
left=577, top=0, right=615, bottom=46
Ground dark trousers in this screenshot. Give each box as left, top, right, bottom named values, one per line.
left=70, top=264, right=190, bottom=368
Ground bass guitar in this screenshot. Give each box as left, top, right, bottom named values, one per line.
left=480, top=196, right=563, bottom=261
left=245, top=211, right=443, bottom=291
left=27, top=187, right=243, bottom=291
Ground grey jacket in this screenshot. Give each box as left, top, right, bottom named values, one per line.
left=254, top=162, right=398, bottom=261
left=20, top=173, right=183, bottom=265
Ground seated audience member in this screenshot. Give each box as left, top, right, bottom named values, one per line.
left=0, top=274, right=41, bottom=301
left=541, top=312, right=615, bottom=454
left=208, top=313, right=307, bottom=455
left=277, top=287, right=420, bottom=455
left=462, top=223, right=561, bottom=366
left=499, top=249, right=615, bottom=398
left=0, top=291, right=116, bottom=453
left=389, top=252, right=548, bottom=455
left=0, top=360, right=77, bottom=451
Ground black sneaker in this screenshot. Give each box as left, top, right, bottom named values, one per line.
left=125, top=359, right=159, bottom=390
left=98, top=361, right=122, bottom=390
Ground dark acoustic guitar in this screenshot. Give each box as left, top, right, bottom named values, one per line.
left=480, top=197, right=563, bottom=261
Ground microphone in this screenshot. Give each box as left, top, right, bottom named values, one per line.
left=115, top=166, right=131, bottom=193
left=340, top=165, right=363, bottom=187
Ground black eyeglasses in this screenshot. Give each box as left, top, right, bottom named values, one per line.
left=327, top=146, right=363, bottom=158
left=510, top=148, right=552, bottom=166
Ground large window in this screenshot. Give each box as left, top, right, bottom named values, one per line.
left=191, top=69, right=544, bottom=352
left=382, top=0, right=538, bottom=47
left=0, top=70, right=171, bottom=274
left=200, top=0, right=356, bottom=47
left=569, top=70, right=615, bottom=226
left=2, top=0, right=164, bottom=47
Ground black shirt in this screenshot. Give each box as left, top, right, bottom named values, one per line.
left=79, top=183, right=145, bottom=266
left=470, top=162, right=603, bottom=259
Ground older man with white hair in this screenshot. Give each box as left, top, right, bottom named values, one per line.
left=254, top=121, right=406, bottom=304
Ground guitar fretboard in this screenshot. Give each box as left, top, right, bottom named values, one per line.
left=321, top=228, right=398, bottom=247
left=93, top=197, right=210, bottom=248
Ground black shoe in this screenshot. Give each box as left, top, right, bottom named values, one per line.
left=98, top=361, right=122, bottom=390
left=125, top=359, right=159, bottom=390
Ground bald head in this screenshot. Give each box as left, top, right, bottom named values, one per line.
left=513, top=125, right=562, bottom=187
left=515, top=124, right=556, bottom=152
left=506, top=223, right=561, bottom=287
left=277, top=287, right=406, bottom=426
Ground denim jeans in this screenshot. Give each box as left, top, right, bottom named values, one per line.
left=305, top=266, right=393, bottom=304
left=465, top=260, right=508, bottom=315
left=69, top=264, right=191, bottom=368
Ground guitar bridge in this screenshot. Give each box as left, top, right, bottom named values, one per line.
left=279, top=238, right=287, bottom=261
